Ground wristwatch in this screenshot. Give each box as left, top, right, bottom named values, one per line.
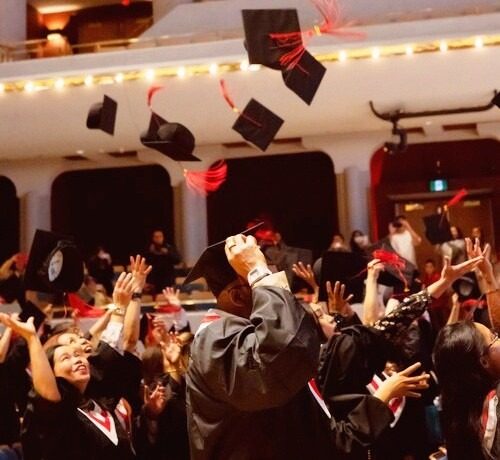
left=247, top=266, right=272, bottom=288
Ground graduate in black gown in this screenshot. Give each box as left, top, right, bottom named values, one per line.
left=184, top=230, right=338, bottom=460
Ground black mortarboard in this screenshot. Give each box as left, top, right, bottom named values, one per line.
left=24, top=230, right=84, bottom=294
left=318, top=251, right=367, bottom=303
left=19, top=300, right=47, bottom=331
left=423, top=214, right=453, bottom=245
left=183, top=222, right=264, bottom=297
left=368, top=239, right=417, bottom=291
left=242, top=9, right=302, bottom=71
left=492, top=92, right=500, bottom=109
left=452, top=273, right=481, bottom=301
left=141, top=112, right=200, bottom=161
left=281, top=50, right=327, bottom=105
left=232, top=99, right=284, bottom=151
left=86, top=95, right=117, bottom=136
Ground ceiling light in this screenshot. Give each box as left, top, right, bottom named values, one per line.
left=209, top=63, right=219, bottom=76
left=76, top=149, right=85, bottom=155
left=54, top=78, right=65, bottom=90
left=114, top=72, right=124, bottom=83
left=338, top=50, right=347, bottom=62
left=24, top=81, right=35, bottom=93
left=177, top=66, right=186, bottom=78
left=84, top=75, right=94, bottom=86
left=371, top=47, right=380, bottom=59
left=248, top=64, right=261, bottom=71
left=144, top=69, right=155, bottom=81
left=0, top=83, right=5, bottom=93
left=405, top=45, right=414, bottom=56
left=240, top=60, right=250, bottom=71
left=439, top=40, right=448, bottom=52
left=475, top=36, right=484, bottom=49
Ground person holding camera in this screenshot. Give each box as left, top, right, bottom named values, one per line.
left=389, top=215, right=422, bottom=266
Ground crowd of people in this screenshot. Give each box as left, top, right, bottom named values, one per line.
left=0, top=218, right=498, bottom=460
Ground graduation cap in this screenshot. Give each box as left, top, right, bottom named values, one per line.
left=183, top=222, right=264, bottom=297
left=24, top=230, right=84, bottom=294
left=241, top=9, right=302, bottom=71
left=281, top=50, right=327, bottom=105
left=367, top=239, right=417, bottom=292
left=423, top=214, right=453, bottom=245
left=318, top=251, right=367, bottom=303
left=140, top=112, right=200, bottom=161
left=452, top=273, right=481, bottom=301
left=86, top=95, right=117, bottom=136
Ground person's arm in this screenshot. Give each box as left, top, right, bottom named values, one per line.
left=87, top=307, right=115, bottom=342
left=0, top=323, right=13, bottom=363
left=0, top=313, right=60, bottom=402
left=401, top=218, right=422, bottom=247
left=465, top=238, right=500, bottom=331
left=363, top=259, right=384, bottom=325
left=123, top=255, right=152, bottom=353
left=446, top=293, right=461, bottom=325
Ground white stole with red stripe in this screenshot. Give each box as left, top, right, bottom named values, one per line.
left=366, top=373, right=406, bottom=428
left=78, top=400, right=118, bottom=445
left=482, top=390, right=498, bottom=454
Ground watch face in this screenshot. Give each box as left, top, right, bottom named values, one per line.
left=48, top=250, right=64, bottom=282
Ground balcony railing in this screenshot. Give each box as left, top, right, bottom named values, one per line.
left=0, top=26, right=243, bottom=63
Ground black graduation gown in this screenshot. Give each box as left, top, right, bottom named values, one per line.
left=186, top=285, right=333, bottom=460
left=317, top=290, right=432, bottom=460
left=30, top=378, right=135, bottom=460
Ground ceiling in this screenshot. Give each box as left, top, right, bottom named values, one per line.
left=2, top=3, right=500, bottom=163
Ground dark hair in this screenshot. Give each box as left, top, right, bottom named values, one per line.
left=424, top=259, right=436, bottom=266
left=433, top=321, right=494, bottom=460
left=45, top=344, right=63, bottom=369
left=142, top=346, right=165, bottom=386
left=349, top=230, right=365, bottom=253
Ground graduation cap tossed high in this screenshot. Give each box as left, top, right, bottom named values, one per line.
left=423, top=189, right=468, bottom=244
left=219, top=79, right=283, bottom=151
left=183, top=222, right=264, bottom=298
left=318, top=251, right=367, bottom=303
left=86, top=95, right=117, bottom=136
left=24, top=230, right=84, bottom=294
left=242, top=2, right=363, bottom=104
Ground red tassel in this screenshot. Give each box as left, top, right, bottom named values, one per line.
left=121, top=0, right=130, bottom=6
left=67, top=293, right=105, bottom=318
left=184, top=160, right=228, bottom=196
left=372, top=249, right=409, bottom=291
left=147, top=84, right=165, bottom=109
left=269, top=0, right=365, bottom=69
left=446, top=188, right=468, bottom=208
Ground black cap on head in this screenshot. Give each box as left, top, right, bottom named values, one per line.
left=367, top=239, right=417, bottom=291
left=242, top=9, right=302, bottom=70
left=281, top=50, right=327, bottom=105
left=183, top=222, right=264, bottom=297
left=86, top=95, right=117, bottom=136
left=232, top=98, right=284, bottom=151
left=24, top=230, right=84, bottom=294
left=423, top=214, right=453, bottom=245
left=318, top=251, right=367, bottom=303
left=141, top=112, right=200, bottom=161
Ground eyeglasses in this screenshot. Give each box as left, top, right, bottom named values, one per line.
left=485, top=332, right=500, bottom=354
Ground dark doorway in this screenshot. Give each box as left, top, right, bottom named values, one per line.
left=0, top=177, right=19, bottom=263
left=52, top=165, right=174, bottom=265
left=207, top=151, right=337, bottom=258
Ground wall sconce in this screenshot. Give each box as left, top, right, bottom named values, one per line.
left=46, top=29, right=65, bottom=42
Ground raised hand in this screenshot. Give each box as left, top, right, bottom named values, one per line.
left=367, top=259, right=384, bottom=280
left=129, top=255, right=153, bottom=293
left=292, top=262, right=318, bottom=290
left=224, top=234, right=268, bottom=279
left=326, top=281, right=354, bottom=317
left=465, top=238, right=493, bottom=277
left=441, top=255, right=484, bottom=283
left=144, top=384, right=170, bottom=418
left=161, top=333, right=182, bottom=364
left=113, top=272, right=135, bottom=309
left=374, top=362, right=430, bottom=403
left=0, top=313, right=37, bottom=341
left=162, top=287, right=181, bottom=306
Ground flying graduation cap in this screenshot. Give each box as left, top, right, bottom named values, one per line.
left=242, top=8, right=325, bottom=105
left=219, top=79, right=284, bottom=151
left=86, top=95, right=118, bottom=135
left=140, top=112, right=200, bottom=161
left=183, top=222, right=264, bottom=298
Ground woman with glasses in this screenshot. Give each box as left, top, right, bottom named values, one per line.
left=433, top=240, right=500, bottom=460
